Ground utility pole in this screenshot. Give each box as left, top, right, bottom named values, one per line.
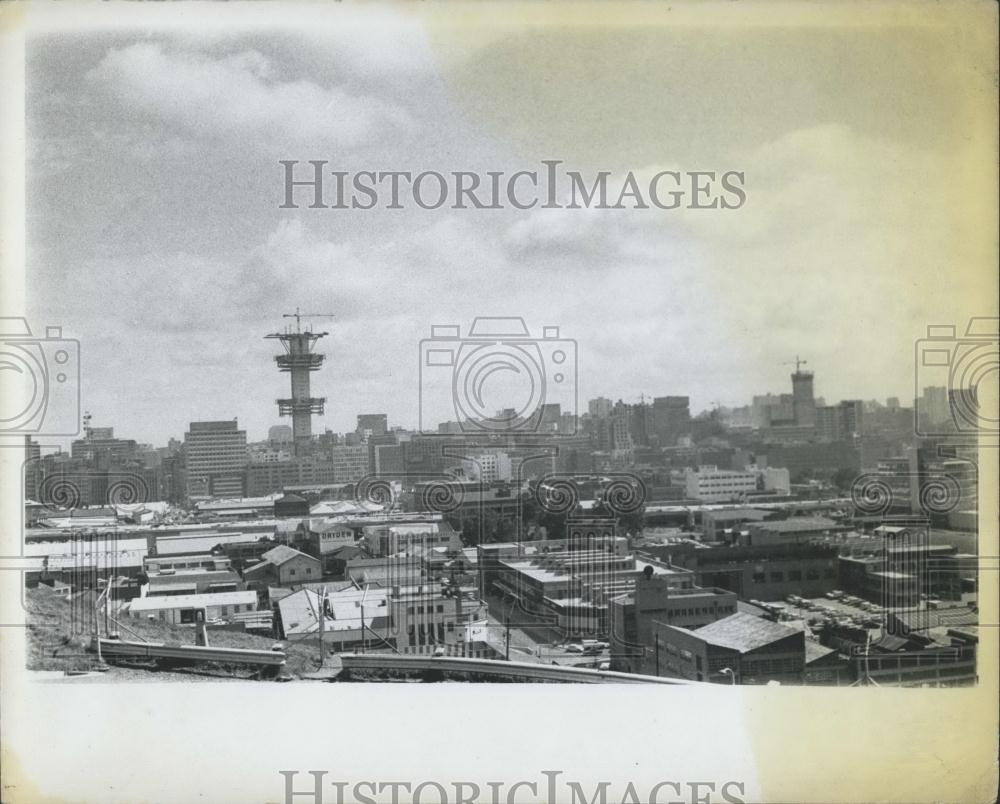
left=318, top=586, right=326, bottom=667
left=360, top=584, right=369, bottom=654
left=505, top=616, right=511, bottom=660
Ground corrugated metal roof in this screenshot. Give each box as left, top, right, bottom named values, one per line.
left=261, top=544, right=318, bottom=566
left=693, top=612, right=802, bottom=653
left=128, top=590, right=257, bottom=611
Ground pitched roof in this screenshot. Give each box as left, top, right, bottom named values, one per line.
left=311, top=519, right=356, bottom=534
left=889, top=606, right=978, bottom=630
left=328, top=545, right=366, bottom=559
left=694, top=612, right=802, bottom=653
left=804, top=641, right=838, bottom=664
left=261, top=544, right=318, bottom=566
left=276, top=587, right=389, bottom=636
left=871, top=633, right=912, bottom=652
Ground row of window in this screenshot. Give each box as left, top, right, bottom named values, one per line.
left=751, top=568, right=835, bottom=583
left=406, top=604, right=447, bottom=615
left=669, top=604, right=736, bottom=618
left=661, top=642, right=694, bottom=661
left=743, top=657, right=800, bottom=675
left=405, top=622, right=449, bottom=645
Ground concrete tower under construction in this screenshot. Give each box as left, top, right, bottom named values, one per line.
left=266, top=311, right=330, bottom=456
left=790, top=362, right=816, bottom=427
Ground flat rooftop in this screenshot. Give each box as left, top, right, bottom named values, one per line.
left=128, top=590, right=257, bottom=611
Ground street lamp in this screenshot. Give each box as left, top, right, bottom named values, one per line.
left=719, top=667, right=736, bottom=685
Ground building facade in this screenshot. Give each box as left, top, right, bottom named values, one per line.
left=184, top=420, right=248, bottom=499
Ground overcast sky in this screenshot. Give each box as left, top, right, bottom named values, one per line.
left=25, top=5, right=997, bottom=446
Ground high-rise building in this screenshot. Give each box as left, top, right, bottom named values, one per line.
left=268, top=424, right=293, bottom=445
left=588, top=397, right=613, bottom=419
left=539, top=403, right=562, bottom=434
left=464, top=451, right=512, bottom=483
left=23, top=436, right=41, bottom=501
left=653, top=396, right=690, bottom=446
left=918, top=386, right=950, bottom=427
left=791, top=369, right=816, bottom=427
left=70, top=426, right=139, bottom=469
left=184, top=420, right=247, bottom=498
left=816, top=400, right=864, bottom=441
left=330, top=445, right=371, bottom=483
left=356, top=413, right=388, bottom=439
left=373, top=443, right=405, bottom=476
left=753, top=393, right=794, bottom=428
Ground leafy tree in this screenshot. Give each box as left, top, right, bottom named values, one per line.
left=831, top=467, right=858, bottom=493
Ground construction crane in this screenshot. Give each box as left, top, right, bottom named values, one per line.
left=282, top=307, right=335, bottom=333
left=782, top=355, right=809, bottom=373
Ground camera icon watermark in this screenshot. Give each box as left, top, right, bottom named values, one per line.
left=418, top=317, right=577, bottom=436
left=914, top=317, right=998, bottom=440
left=0, top=317, right=80, bottom=436
left=850, top=470, right=964, bottom=518
left=33, top=470, right=151, bottom=513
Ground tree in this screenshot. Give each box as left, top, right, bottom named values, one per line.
left=831, top=467, right=858, bottom=493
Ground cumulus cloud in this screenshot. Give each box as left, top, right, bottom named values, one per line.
left=86, top=42, right=415, bottom=148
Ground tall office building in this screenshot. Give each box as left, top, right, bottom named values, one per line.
left=791, top=369, right=816, bottom=427
left=753, top=393, right=794, bottom=428
left=540, top=403, right=562, bottom=433
left=184, top=420, right=247, bottom=498
left=356, top=413, right=389, bottom=439
left=816, top=400, right=864, bottom=441
left=330, top=444, right=371, bottom=483
left=919, top=386, right=950, bottom=427
left=23, top=436, right=41, bottom=501
left=588, top=397, right=613, bottom=419
left=70, top=426, right=139, bottom=469
left=653, top=396, right=691, bottom=446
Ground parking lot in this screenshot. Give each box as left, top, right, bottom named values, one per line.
left=751, top=592, right=887, bottom=637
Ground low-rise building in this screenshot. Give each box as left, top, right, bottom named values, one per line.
left=362, top=520, right=462, bottom=557
left=742, top=516, right=846, bottom=547
left=243, top=544, right=322, bottom=589
left=344, top=556, right=422, bottom=587
left=685, top=466, right=758, bottom=503
left=127, top=590, right=258, bottom=625
left=274, top=582, right=489, bottom=655
left=700, top=508, right=776, bottom=541
left=852, top=623, right=977, bottom=687
left=144, top=554, right=232, bottom=574
left=610, top=570, right=739, bottom=674
left=652, top=612, right=806, bottom=684
left=144, top=569, right=243, bottom=597
left=649, top=542, right=840, bottom=601
left=803, top=641, right=850, bottom=686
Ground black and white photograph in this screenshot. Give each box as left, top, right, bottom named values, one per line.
left=1, top=2, right=997, bottom=803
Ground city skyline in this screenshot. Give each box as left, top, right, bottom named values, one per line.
left=25, top=13, right=993, bottom=449
left=36, top=347, right=940, bottom=452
